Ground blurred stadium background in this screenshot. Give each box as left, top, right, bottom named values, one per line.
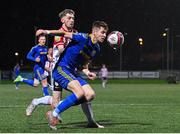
left=1, top=0, right=180, bottom=83
left=1, top=0, right=180, bottom=132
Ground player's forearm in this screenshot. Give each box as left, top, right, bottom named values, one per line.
left=46, top=30, right=73, bottom=39
left=37, top=29, right=73, bottom=38
left=81, top=62, right=90, bottom=75
left=82, top=68, right=90, bottom=76
left=82, top=62, right=89, bottom=69
left=45, top=30, right=63, bottom=34
left=26, top=52, right=36, bottom=62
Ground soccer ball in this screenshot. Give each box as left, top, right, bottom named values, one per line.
left=107, top=31, right=124, bottom=48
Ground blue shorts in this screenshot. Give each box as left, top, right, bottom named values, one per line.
left=53, top=66, right=88, bottom=90
left=34, top=66, right=47, bottom=81
left=15, top=72, right=20, bottom=78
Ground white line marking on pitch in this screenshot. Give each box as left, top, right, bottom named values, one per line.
left=1, top=103, right=180, bottom=108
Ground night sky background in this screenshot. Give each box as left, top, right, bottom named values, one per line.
left=1, top=0, right=180, bottom=71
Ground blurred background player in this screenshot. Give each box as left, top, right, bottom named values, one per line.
left=13, top=63, right=20, bottom=89
left=45, top=20, right=108, bottom=130
left=13, top=35, right=50, bottom=96
left=36, top=9, right=103, bottom=128
left=26, top=47, right=54, bottom=116
left=99, top=64, right=108, bottom=88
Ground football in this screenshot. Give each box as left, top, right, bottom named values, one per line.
left=107, top=31, right=124, bottom=48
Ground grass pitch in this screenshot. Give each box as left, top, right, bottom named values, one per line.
left=1, top=80, right=180, bottom=132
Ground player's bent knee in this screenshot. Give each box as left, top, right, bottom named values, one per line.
left=75, top=89, right=85, bottom=99
left=34, top=79, right=40, bottom=87
left=51, top=100, right=59, bottom=109
left=86, top=92, right=96, bottom=101
left=33, top=83, right=39, bottom=87
left=68, top=80, right=85, bottom=98
left=41, top=79, right=48, bottom=87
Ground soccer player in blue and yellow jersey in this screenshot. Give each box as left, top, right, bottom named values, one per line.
left=35, top=9, right=104, bottom=129
left=25, top=47, right=54, bottom=116
left=14, top=35, right=49, bottom=96
left=13, top=63, right=20, bottom=89
left=46, top=20, right=108, bottom=129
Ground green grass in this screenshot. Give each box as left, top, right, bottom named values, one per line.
left=1, top=82, right=180, bottom=132
left=88, top=78, right=167, bottom=84
left=0, top=79, right=167, bottom=84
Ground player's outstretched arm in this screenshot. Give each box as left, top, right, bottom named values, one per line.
left=36, top=29, right=73, bottom=39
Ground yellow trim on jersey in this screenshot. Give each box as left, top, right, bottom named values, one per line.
left=89, top=34, right=96, bottom=44
left=57, top=66, right=73, bottom=81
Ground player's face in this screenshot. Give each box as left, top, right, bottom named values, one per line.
left=95, top=27, right=107, bottom=43
left=48, top=48, right=53, bottom=55
left=38, top=36, right=46, bottom=45
left=62, top=13, right=74, bottom=29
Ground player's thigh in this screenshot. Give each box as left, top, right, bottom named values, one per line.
left=53, top=66, right=84, bottom=97
left=33, top=78, right=40, bottom=87
left=41, top=78, right=48, bottom=87
left=35, top=67, right=47, bottom=81
left=35, top=67, right=48, bottom=87
left=67, top=80, right=85, bottom=97
left=76, top=76, right=95, bottom=100
left=76, top=76, right=95, bottom=97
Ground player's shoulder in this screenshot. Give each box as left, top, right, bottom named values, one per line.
left=73, top=29, right=78, bottom=33
left=74, top=33, right=89, bottom=39
left=30, top=45, right=38, bottom=51
left=34, top=44, right=40, bottom=48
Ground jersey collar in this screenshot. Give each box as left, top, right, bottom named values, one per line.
left=89, top=34, right=96, bottom=44
left=61, top=26, right=73, bottom=32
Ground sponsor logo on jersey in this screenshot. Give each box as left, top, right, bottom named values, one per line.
left=55, top=36, right=61, bottom=42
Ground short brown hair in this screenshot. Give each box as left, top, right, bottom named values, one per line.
left=38, top=34, right=46, bottom=39
left=58, top=9, right=75, bottom=19
left=92, top=21, right=109, bottom=31
left=37, top=35, right=46, bottom=44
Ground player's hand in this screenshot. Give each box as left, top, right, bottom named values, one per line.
left=35, top=57, right=40, bottom=62
left=45, top=67, right=51, bottom=72
left=36, top=29, right=46, bottom=36
left=87, top=72, right=96, bottom=80
left=47, top=55, right=53, bottom=62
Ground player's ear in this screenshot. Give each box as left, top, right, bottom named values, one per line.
left=61, top=18, right=65, bottom=23
left=92, top=27, right=99, bottom=34
left=92, top=27, right=97, bottom=34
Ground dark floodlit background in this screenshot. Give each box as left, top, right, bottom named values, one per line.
left=1, top=0, right=180, bottom=71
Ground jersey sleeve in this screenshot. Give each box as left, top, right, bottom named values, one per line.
left=26, top=47, right=36, bottom=62
left=72, top=33, right=88, bottom=42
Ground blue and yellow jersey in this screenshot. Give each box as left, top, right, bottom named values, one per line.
left=27, top=44, right=48, bottom=69
left=14, top=65, right=20, bottom=76
left=58, top=33, right=100, bottom=70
